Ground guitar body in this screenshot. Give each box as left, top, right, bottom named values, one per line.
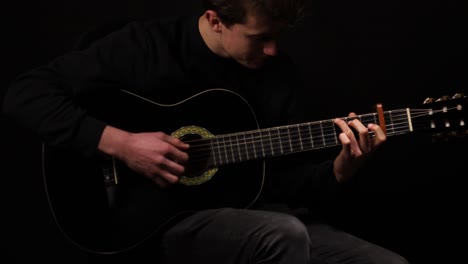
left=42, top=89, right=265, bottom=253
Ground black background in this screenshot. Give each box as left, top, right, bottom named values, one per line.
left=2, top=0, right=467, bottom=263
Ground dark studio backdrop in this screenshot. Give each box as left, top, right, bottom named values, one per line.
left=2, top=0, right=467, bottom=263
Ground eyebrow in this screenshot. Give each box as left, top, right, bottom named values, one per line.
left=246, top=32, right=274, bottom=39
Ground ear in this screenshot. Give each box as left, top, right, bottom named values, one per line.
left=204, top=10, right=223, bottom=32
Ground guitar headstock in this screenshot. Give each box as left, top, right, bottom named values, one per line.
left=421, top=93, right=467, bottom=142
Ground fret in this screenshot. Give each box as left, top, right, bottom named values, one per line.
left=212, top=137, right=223, bottom=165
left=267, top=128, right=275, bottom=156
left=310, top=122, right=325, bottom=147
left=297, top=125, right=304, bottom=150
left=308, top=123, right=314, bottom=149
left=332, top=122, right=338, bottom=145
left=384, top=112, right=396, bottom=134
left=361, top=114, right=377, bottom=139
left=358, top=114, right=373, bottom=138
left=219, top=136, right=229, bottom=164
left=260, top=129, right=273, bottom=158
left=235, top=134, right=242, bottom=162
left=322, top=121, right=337, bottom=147
left=279, top=126, right=292, bottom=153
left=288, top=125, right=303, bottom=152
left=217, top=136, right=227, bottom=164
left=287, top=126, right=293, bottom=152
left=387, top=111, right=396, bottom=135
left=227, top=134, right=236, bottom=163
left=319, top=121, right=325, bottom=146
left=245, top=132, right=256, bottom=160
left=369, top=113, right=379, bottom=138
left=251, top=131, right=264, bottom=158
left=250, top=132, right=258, bottom=159
left=298, top=123, right=313, bottom=150
left=207, top=139, right=216, bottom=167
left=361, top=114, right=374, bottom=138
left=384, top=111, right=393, bottom=135
left=238, top=132, right=249, bottom=161
left=270, top=127, right=283, bottom=155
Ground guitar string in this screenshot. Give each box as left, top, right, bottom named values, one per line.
left=102, top=108, right=460, bottom=175
left=189, top=107, right=457, bottom=149
left=183, top=109, right=439, bottom=152
left=186, top=110, right=449, bottom=165
left=183, top=108, right=461, bottom=165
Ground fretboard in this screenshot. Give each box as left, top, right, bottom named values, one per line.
left=190, top=103, right=465, bottom=167
left=192, top=109, right=414, bottom=167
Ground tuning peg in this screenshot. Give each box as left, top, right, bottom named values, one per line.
left=436, top=95, right=451, bottom=102
left=423, top=97, right=435, bottom=104
left=452, top=93, right=465, bottom=99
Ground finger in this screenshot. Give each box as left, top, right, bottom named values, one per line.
left=166, top=144, right=189, bottom=164
left=152, top=166, right=180, bottom=185
left=368, top=123, right=387, bottom=148
left=338, top=132, right=352, bottom=158
left=163, top=158, right=186, bottom=176
left=347, top=118, right=370, bottom=153
left=334, top=118, right=362, bottom=157
left=152, top=135, right=189, bottom=163
left=153, top=176, right=169, bottom=188
left=148, top=158, right=181, bottom=184
left=160, top=135, right=190, bottom=163
left=164, top=134, right=190, bottom=149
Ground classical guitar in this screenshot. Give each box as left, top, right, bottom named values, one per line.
left=42, top=89, right=467, bottom=254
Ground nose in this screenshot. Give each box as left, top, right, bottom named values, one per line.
left=263, top=41, right=277, bottom=56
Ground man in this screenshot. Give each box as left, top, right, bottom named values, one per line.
left=3, top=0, right=409, bottom=263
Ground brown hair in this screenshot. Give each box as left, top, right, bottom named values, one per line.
left=202, top=0, right=306, bottom=27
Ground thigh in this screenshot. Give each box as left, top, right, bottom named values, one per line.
left=305, top=223, right=409, bottom=264
left=160, top=208, right=309, bottom=264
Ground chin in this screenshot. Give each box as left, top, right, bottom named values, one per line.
left=242, top=60, right=265, bottom=69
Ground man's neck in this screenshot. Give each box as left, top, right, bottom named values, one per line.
left=198, top=15, right=229, bottom=58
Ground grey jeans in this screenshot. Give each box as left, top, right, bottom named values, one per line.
left=155, top=208, right=410, bottom=264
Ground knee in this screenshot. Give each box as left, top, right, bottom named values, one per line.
left=389, top=255, right=410, bottom=264
left=371, top=250, right=411, bottom=264
left=249, top=212, right=310, bottom=263
left=262, top=212, right=309, bottom=246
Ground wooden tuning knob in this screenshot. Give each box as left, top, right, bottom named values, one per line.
left=436, top=95, right=451, bottom=102
left=423, top=97, right=435, bottom=104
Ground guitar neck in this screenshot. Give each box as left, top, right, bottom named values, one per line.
left=194, top=102, right=465, bottom=167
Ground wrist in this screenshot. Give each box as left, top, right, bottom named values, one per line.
left=97, top=125, right=132, bottom=158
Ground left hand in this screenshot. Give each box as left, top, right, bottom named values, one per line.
left=333, top=112, right=387, bottom=183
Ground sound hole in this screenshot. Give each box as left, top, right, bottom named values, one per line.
left=180, top=133, right=211, bottom=178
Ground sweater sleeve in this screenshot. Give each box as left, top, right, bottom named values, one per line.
left=2, top=21, right=155, bottom=157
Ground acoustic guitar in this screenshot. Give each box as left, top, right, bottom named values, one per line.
left=41, top=89, right=467, bottom=254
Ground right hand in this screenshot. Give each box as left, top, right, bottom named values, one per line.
left=121, top=132, right=190, bottom=187
left=98, top=126, right=189, bottom=188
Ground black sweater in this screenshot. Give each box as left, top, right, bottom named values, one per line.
left=3, top=15, right=340, bottom=209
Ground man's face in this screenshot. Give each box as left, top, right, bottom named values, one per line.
left=219, top=14, right=282, bottom=69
